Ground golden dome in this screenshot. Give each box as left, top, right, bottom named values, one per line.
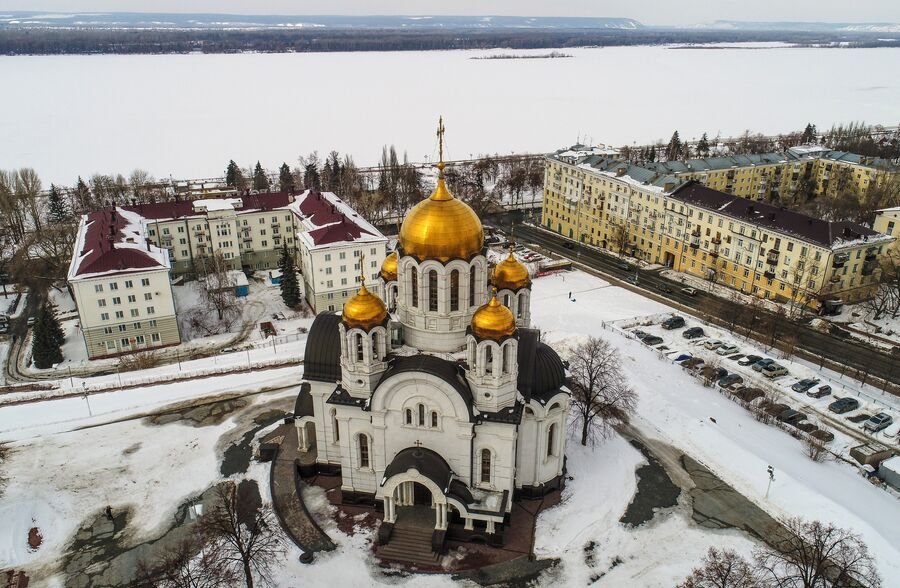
left=398, top=177, right=484, bottom=263
left=342, top=283, right=388, bottom=331
left=380, top=251, right=398, bottom=282
left=471, top=291, right=517, bottom=340
left=492, top=250, right=531, bottom=291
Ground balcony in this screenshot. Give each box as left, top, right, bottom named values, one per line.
left=764, top=270, right=776, bottom=280
left=832, top=253, right=849, bottom=268
left=710, top=251, right=719, bottom=259
left=862, top=260, right=878, bottom=276
left=689, top=238, right=700, bottom=249
left=711, top=236, right=721, bottom=245
left=766, top=249, right=780, bottom=264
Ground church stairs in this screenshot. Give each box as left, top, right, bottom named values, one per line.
left=377, top=526, right=441, bottom=567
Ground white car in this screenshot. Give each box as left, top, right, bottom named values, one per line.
left=716, top=343, right=740, bottom=356
left=704, top=339, right=724, bottom=350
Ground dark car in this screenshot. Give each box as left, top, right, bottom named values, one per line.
left=778, top=409, right=807, bottom=425
left=617, top=262, right=632, bottom=271
left=683, top=327, right=705, bottom=339
left=738, top=355, right=763, bottom=366
left=717, top=374, right=744, bottom=389
left=563, top=241, right=576, bottom=250
left=728, top=354, right=745, bottom=362
left=807, top=385, right=832, bottom=399
left=673, top=353, right=693, bottom=363
left=828, top=397, right=860, bottom=414
left=752, top=358, right=775, bottom=372
left=632, top=329, right=650, bottom=339
left=662, top=316, right=685, bottom=330
left=682, top=358, right=705, bottom=370
left=791, top=378, right=820, bottom=393
left=643, top=335, right=664, bottom=346
left=657, top=283, right=673, bottom=294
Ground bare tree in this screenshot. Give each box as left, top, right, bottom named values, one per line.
left=135, top=537, right=236, bottom=588
left=755, top=517, right=881, bottom=588
left=608, top=219, right=630, bottom=255
left=677, top=547, right=763, bottom=588
left=198, top=484, right=286, bottom=588
left=802, top=435, right=827, bottom=463
left=567, top=336, right=636, bottom=446
left=195, top=253, right=238, bottom=321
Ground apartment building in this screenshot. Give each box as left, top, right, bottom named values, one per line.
left=646, top=146, right=899, bottom=202
left=543, top=152, right=895, bottom=310
left=67, top=208, right=180, bottom=359
left=874, top=207, right=900, bottom=253
left=129, top=192, right=296, bottom=275
left=288, top=190, right=388, bottom=312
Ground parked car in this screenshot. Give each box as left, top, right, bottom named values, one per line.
left=673, top=353, right=693, bottom=363
left=562, top=241, right=575, bottom=250
left=738, top=355, right=763, bottom=366
left=762, top=363, right=789, bottom=378
left=27, top=316, right=36, bottom=327
left=752, top=358, right=775, bottom=372
left=828, top=397, right=860, bottom=414
left=777, top=409, right=807, bottom=425
left=643, top=335, right=664, bottom=346
left=791, top=378, right=820, bottom=393
left=632, top=329, right=650, bottom=340
left=727, top=354, right=745, bottom=362
left=717, top=374, right=744, bottom=389
left=681, top=287, right=697, bottom=296
left=807, top=385, right=832, bottom=399
left=662, top=316, right=685, bottom=330
left=702, top=366, right=728, bottom=380
left=863, top=413, right=894, bottom=433
left=682, top=358, right=705, bottom=371
left=617, top=262, right=632, bottom=271
left=716, top=343, right=740, bottom=356
left=703, top=339, right=724, bottom=350
left=0, top=321, right=8, bottom=334
left=683, top=327, right=705, bottom=339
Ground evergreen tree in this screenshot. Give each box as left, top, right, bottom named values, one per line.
left=304, top=163, right=321, bottom=192
left=697, top=132, right=710, bottom=157
left=278, top=243, right=301, bottom=308
left=253, top=161, right=270, bottom=191
left=802, top=123, right=818, bottom=144
left=47, top=183, right=70, bottom=223
left=666, top=131, right=682, bottom=161
left=225, top=160, right=240, bottom=187
left=278, top=163, right=293, bottom=192
left=74, top=176, right=91, bottom=212
left=31, top=302, right=64, bottom=369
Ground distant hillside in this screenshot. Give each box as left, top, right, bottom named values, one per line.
left=697, top=20, right=900, bottom=34
left=0, top=12, right=644, bottom=31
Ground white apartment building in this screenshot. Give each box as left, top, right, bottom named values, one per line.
left=67, top=208, right=180, bottom=359
left=289, top=190, right=388, bottom=312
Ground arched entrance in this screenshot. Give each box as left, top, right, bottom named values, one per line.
left=381, top=447, right=453, bottom=531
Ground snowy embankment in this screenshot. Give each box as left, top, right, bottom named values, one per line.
left=531, top=270, right=900, bottom=584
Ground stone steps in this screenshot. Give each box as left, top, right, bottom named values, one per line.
left=377, top=527, right=440, bottom=567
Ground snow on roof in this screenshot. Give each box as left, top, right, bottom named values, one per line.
left=192, top=198, right=243, bottom=212
left=880, top=455, right=900, bottom=475
left=289, top=190, right=386, bottom=250
left=68, top=207, right=170, bottom=281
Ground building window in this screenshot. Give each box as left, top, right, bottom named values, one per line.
left=431, top=411, right=438, bottom=428
left=149, top=319, right=157, bottom=327
left=470, top=266, right=476, bottom=306
left=418, top=403, right=425, bottom=427
left=109, top=282, right=118, bottom=291
left=547, top=423, right=557, bottom=457
left=100, top=312, right=109, bottom=321
left=358, top=435, right=370, bottom=469
left=115, top=311, right=124, bottom=319
left=133, top=322, right=141, bottom=329
left=332, top=409, right=339, bottom=442
left=112, top=297, right=121, bottom=305
left=146, top=306, right=155, bottom=315
left=118, top=324, right=126, bottom=332
left=485, top=345, right=493, bottom=375
left=480, top=449, right=491, bottom=484
left=94, top=284, right=103, bottom=293
left=127, top=295, right=136, bottom=303
left=98, top=299, right=106, bottom=307
left=124, top=280, right=133, bottom=288
left=428, top=270, right=438, bottom=312
left=405, top=408, right=413, bottom=425
left=121, top=337, right=130, bottom=347
left=411, top=269, right=418, bottom=307
left=135, top=335, right=145, bottom=344
left=144, top=293, right=152, bottom=301
left=450, top=269, right=459, bottom=312
left=130, top=309, right=139, bottom=317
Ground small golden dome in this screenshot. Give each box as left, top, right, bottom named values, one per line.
left=342, top=283, right=388, bottom=331
left=492, top=250, right=531, bottom=291
left=398, top=177, right=484, bottom=263
left=471, top=290, right=517, bottom=340
left=380, top=251, right=398, bottom=282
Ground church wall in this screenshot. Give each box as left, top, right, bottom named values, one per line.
left=308, top=382, right=343, bottom=466
left=472, top=421, right=518, bottom=506
left=515, top=398, right=569, bottom=489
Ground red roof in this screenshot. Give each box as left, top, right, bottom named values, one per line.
left=72, top=209, right=167, bottom=278
left=122, top=191, right=294, bottom=221
left=293, top=191, right=376, bottom=246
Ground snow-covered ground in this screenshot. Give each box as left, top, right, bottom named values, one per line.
left=3, top=46, right=899, bottom=184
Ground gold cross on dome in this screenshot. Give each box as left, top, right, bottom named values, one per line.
left=359, top=252, right=366, bottom=283
left=436, top=116, right=446, bottom=171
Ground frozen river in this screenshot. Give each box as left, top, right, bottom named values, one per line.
left=3, top=45, right=899, bottom=184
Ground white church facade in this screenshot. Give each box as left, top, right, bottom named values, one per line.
left=290, top=125, right=571, bottom=550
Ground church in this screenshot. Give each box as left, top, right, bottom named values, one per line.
left=291, top=122, right=571, bottom=552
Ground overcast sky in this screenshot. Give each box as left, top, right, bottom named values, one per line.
left=3, top=1, right=900, bottom=26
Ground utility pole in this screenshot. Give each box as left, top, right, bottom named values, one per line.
left=765, top=465, right=775, bottom=499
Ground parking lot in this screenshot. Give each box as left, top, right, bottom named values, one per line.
left=619, top=313, right=900, bottom=459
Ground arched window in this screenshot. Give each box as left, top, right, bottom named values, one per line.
left=431, top=411, right=438, bottom=428
left=371, top=333, right=379, bottom=361
left=504, top=294, right=511, bottom=307
left=358, top=435, right=370, bottom=469
left=405, top=408, right=413, bottom=425
left=516, top=293, right=525, bottom=318
left=355, top=333, right=364, bottom=362
left=450, top=269, right=460, bottom=312
left=502, top=344, right=510, bottom=375
left=332, top=409, right=340, bottom=443
left=480, top=449, right=491, bottom=483
left=484, top=345, right=493, bottom=375
left=469, top=266, right=476, bottom=307
left=428, top=269, right=438, bottom=312
left=418, top=403, right=425, bottom=426
left=547, top=423, right=556, bottom=457
left=411, top=268, right=418, bottom=307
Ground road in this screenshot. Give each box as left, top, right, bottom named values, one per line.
left=3, top=287, right=44, bottom=385
left=512, top=223, right=900, bottom=391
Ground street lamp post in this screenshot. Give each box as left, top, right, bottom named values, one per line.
left=765, top=465, right=775, bottom=498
